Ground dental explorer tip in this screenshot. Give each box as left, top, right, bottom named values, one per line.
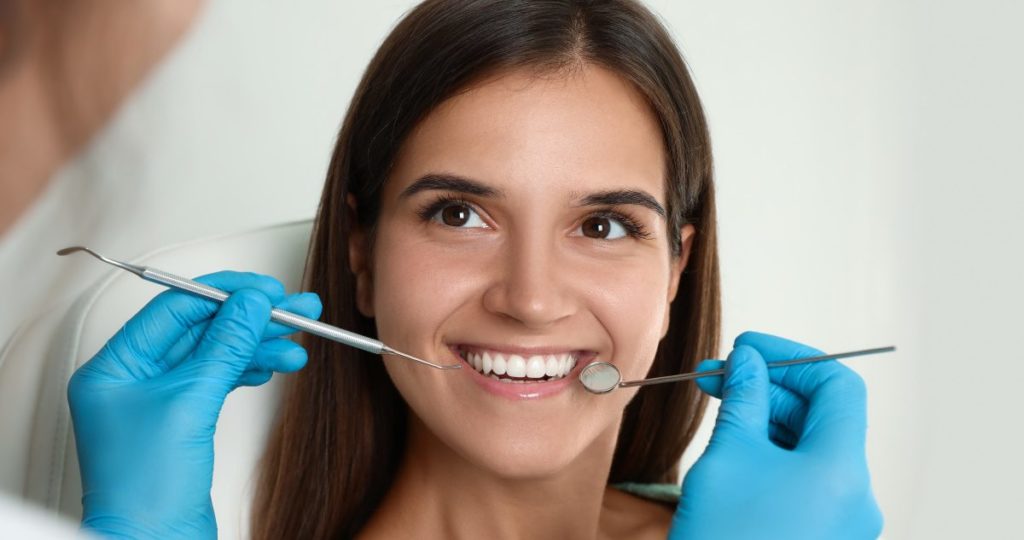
left=56, top=246, right=87, bottom=256
left=380, top=345, right=462, bottom=370
left=57, top=246, right=146, bottom=276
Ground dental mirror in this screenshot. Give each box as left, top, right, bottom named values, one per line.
left=579, top=345, right=896, bottom=395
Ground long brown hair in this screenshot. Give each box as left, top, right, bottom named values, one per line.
left=253, top=1, right=719, bottom=537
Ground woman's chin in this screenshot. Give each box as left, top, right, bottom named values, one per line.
left=440, top=425, right=597, bottom=481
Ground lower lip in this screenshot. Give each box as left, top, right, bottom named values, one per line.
left=448, top=346, right=595, bottom=401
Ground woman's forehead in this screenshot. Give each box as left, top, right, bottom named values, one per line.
left=386, top=64, right=667, bottom=205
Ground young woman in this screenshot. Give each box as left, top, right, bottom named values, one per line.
left=67, top=1, right=883, bottom=538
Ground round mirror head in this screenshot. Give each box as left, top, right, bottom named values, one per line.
left=579, top=361, right=621, bottom=394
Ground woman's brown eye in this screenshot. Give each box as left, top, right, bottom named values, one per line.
left=431, top=202, right=487, bottom=228
left=441, top=204, right=471, bottom=226
left=581, top=217, right=607, bottom=238
left=578, top=215, right=628, bottom=239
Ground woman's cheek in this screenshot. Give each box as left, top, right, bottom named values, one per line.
left=371, top=235, right=483, bottom=345
left=586, top=258, right=672, bottom=380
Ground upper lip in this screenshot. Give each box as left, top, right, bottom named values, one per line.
left=450, top=342, right=595, bottom=356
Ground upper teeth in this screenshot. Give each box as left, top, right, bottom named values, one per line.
left=462, top=348, right=577, bottom=380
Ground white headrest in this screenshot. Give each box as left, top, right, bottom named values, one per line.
left=0, top=219, right=314, bottom=540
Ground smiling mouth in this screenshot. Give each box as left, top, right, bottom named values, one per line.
left=453, top=345, right=580, bottom=383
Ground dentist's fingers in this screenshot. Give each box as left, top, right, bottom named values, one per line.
left=786, top=362, right=868, bottom=453
left=235, top=370, right=273, bottom=388
left=733, top=331, right=829, bottom=396
left=187, top=289, right=273, bottom=384
left=734, top=331, right=868, bottom=453
left=263, top=292, right=323, bottom=336
left=161, top=291, right=320, bottom=370
left=693, top=359, right=725, bottom=396
left=250, top=338, right=308, bottom=373
left=231, top=338, right=308, bottom=389
left=696, top=358, right=809, bottom=439
left=232, top=338, right=309, bottom=389
left=90, top=271, right=285, bottom=381
left=769, top=421, right=799, bottom=449
left=733, top=330, right=821, bottom=356
left=707, top=346, right=770, bottom=446
left=769, top=385, right=808, bottom=437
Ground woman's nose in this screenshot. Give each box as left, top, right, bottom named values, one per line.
left=481, top=236, right=576, bottom=329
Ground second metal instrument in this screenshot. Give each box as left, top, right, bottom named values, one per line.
left=579, top=346, right=896, bottom=394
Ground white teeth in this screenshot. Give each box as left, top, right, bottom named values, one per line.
left=461, top=347, right=580, bottom=382
left=492, top=354, right=507, bottom=375
left=545, top=355, right=559, bottom=377
left=525, top=355, right=546, bottom=378
left=481, top=351, right=493, bottom=375
left=507, top=355, right=526, bottom=377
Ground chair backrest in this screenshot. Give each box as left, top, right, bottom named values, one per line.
left=0, top=219, right=313, bottom=540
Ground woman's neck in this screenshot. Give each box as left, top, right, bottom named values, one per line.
left=359, top=414, right=621, bottom=539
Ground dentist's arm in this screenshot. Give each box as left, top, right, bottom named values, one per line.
left=67, top=271, right=321, bottom=539
left=669, top=331, right=883, bottom=539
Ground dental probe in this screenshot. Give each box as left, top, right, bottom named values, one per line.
left=56, top=246, right=460, bottom=371
left=579, top=345, right=895, bottom=394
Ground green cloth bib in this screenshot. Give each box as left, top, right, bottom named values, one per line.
left=609, top=482, right=682, bottom=504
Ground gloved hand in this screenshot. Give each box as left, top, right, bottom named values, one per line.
left=67, top=271, right=322, bottom=539
left=669, top=331, right=883, bottom=540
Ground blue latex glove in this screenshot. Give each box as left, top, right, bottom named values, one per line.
left=67, top=271, right=322, bottom=539
left=669, top=331, right=883, bottom=540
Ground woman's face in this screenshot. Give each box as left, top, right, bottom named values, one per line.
left=351, top=64, right=695, bottom=478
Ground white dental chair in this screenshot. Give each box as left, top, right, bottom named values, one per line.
left=0, top=219, right=314, bottom=540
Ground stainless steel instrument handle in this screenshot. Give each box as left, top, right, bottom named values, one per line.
left=141, top=267, right=386, bottom=355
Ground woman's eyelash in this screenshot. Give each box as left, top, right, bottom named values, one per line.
left=415, top=194, right=474, bottom=222
left=415, top=194, right=653, bottom=240
left=590, top=209, right=654, bottom=240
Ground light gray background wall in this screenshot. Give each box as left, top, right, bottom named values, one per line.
left=46, top=1, right=1023, bottom=538
left=660, top=2, right=1023, bottom=538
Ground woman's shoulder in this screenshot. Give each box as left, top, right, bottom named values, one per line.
left=600, top=483, right=678, bottom=539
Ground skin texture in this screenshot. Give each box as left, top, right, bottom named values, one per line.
left=352, top=64, right=696, bottom=539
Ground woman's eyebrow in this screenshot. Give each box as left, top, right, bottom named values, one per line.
left=574, top=189, right=666, bottom=218
left=399, top=172, right=665, bottom=218
left=399, top=173, right=504, bottom=199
